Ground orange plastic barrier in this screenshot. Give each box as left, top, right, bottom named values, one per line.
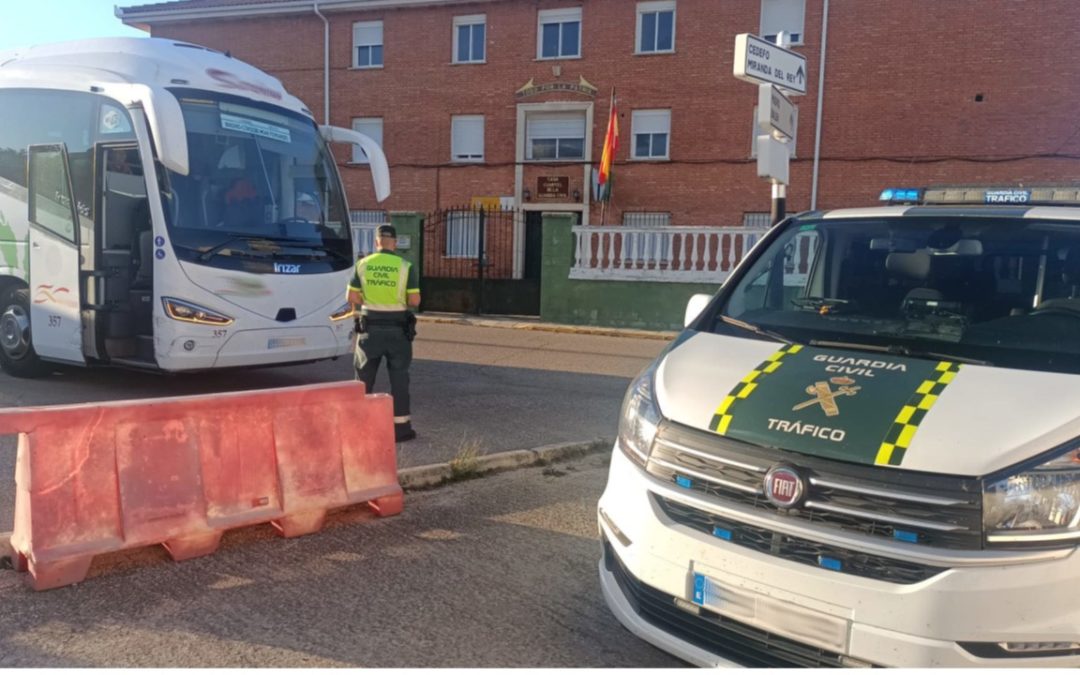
left=0, top=381, right=402, bottom=590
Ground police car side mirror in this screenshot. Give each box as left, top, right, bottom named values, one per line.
left=685, top=294, right=711, bottom=327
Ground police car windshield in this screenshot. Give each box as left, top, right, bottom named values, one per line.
left=160, top=88, right=352, bottom=273
left=714, top=215, right=1080, bottom=374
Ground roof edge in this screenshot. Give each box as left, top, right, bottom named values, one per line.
left=117, top=0, right=499, bottom=24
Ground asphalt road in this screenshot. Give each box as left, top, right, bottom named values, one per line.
left=0, top=322, right=666, bottom=552
left=0, top=456, right=684, bottom=667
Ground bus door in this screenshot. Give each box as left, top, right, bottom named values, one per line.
left=93, top=142, right=150, bottom=359
left=26, top=144, right=85, bottom=364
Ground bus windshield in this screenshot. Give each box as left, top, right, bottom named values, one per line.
left=712, top=215, right=1080, bottom=374
left=162, top=88, right=351, bottom=272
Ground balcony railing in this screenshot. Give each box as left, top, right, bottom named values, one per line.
left=569, top=225, right=773, bottom=283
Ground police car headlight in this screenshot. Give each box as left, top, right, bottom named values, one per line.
left=618, top=363, right=662, bottom=468
left=330, top=303, right=354, bottom=321
left=984, top=446, right=1080, bottom=547
left=162, top=298, right=233, bottom=326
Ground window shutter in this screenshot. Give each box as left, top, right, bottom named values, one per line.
left=452, top=115, right=484, bottom=160
left=632, top=110, right=670, bottom=136
left=527, top=112, right=586, bottom=142
left=351, top=118, right=383, bottom=163
left=353, top=21, right=383, bottom=46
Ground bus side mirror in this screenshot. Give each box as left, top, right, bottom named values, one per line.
left=685, top=293, right=711, bottom=327
left=319, top=125, right=391, bottom=203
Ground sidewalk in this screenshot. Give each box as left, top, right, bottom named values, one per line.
left=416, top=312, right=680, bottom=341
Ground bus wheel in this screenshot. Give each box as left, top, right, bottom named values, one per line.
left=0, top=287, right=49, bottom=378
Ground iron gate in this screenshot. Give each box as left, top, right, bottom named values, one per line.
left=420, top=207, right=541, bottom=315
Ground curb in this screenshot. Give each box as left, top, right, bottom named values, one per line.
left=397, top=437, right=613, bottom=490
left=417, top=314, right=677, bottom=341
left=0, top=438, right=614, bottom=562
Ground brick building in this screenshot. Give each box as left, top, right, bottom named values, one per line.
left=117, top=0, right=1080, bottom=229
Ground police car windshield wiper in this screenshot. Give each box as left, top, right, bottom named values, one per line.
left=718, top=314, right=793, bottom=344
left=809, top=339, right=990, bottom=366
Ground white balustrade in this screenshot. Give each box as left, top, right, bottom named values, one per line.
left=569, top=225, right=771, bottom=283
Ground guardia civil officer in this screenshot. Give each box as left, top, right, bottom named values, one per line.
left=347, top=225, right=421, bottom=442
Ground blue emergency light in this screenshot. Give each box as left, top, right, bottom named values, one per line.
left=879, top=188, right=923, bottom=204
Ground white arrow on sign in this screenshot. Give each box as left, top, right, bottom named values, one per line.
left=757, top=83, right=796, bottom=140
left=733, top=33, right=807, bottom=96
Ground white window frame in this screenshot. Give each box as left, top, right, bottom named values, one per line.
left=525, top=111, right=587, bottom=162
left=635, top=1, right=676, bottom=55
left=453, top=14, right=486, bottom=64
left=445, top=210, right=481, bottom=258
left=760, top=0, right=805, bottom=46
left=350, top=117, right=383, bottom=164
left=537, top=7, right=582, bottom=60
left=451, top=115, right=485, bottom=163
left=352, top=20, right=384, bottom=69
left=631, top=109, right=671, bottom=161
left=750, top=105, right=797, bottom=159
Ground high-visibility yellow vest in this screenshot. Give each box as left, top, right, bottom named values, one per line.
left=347, top=251, right=415, bottom=312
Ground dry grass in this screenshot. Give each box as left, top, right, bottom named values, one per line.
left=449, top=435, right=484, bottom=479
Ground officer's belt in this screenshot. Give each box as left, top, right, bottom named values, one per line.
left=362, top=310, right=410, bottom=326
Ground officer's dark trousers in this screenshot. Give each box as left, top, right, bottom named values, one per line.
left=354, top=325, right=412, bottom=422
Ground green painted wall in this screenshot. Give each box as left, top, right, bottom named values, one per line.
left=540, top=213, right=719, bottom=331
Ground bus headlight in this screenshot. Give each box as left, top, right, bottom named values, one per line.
left=984, top=446, right=1080, bottom=547
left=617, top=363, right=662, bottom=468
left=330, top=303, right=355, bottom=321
left=162, top=297, right=234, bottom=326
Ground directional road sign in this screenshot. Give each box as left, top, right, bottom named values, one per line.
left=757, top=83, right=796, bottom=140
left=733, top=33, right=807, bottom=95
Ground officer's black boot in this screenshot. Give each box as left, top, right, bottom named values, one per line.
left=395, top=421, right=417, bottom=443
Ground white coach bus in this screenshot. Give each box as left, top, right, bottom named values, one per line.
left=0, top=38, right=388, bottom=377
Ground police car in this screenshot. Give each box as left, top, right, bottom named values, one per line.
left=598, top=186, right=1080, bottom=667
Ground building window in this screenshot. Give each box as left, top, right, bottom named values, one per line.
left=750, top=105, right=797, bottom=158
left=537, top=8, right=582, bottom=60
left=742, top=212, right=772, bottom=228
left=351, top=117, right=383, bottom=164
left=445, top=210, right=481, bottom=258
left=350, top=210, right=389, bottom=256
left=453, top=14, right=486, bottom=63
left=526, top=111, right=586, bottom=161
left=631, top=109, right=670, bottom=160
left=760, top=0, right=805, bottom=45
left=623, top=212, right=671, bottom=227
left=451, top=115, right=485, bottom=162
left=353, top=21, right=384, bottom=68
left=636, top=1, right=675, bottom=54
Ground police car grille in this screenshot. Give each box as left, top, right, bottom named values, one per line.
left=647, top=422, right=983, bottom=550
left=654, top=495, right=947, bottom=584
left=603, top=539, right=855, bottom=668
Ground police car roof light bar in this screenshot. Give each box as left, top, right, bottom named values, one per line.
left=880, top=185, right=1080, bottom=207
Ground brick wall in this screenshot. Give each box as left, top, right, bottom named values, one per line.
left=147, top=0, right=1080, bottom=225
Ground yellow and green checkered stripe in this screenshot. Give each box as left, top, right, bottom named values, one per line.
left=709, top=344, right=803, bottom=435
left=874, top=361, right=961, bottom=466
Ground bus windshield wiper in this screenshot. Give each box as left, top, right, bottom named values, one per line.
left=809, top=339, right=990, bottom=366
left=198, top=234, right=280, bottom=261
left=718, top=314, right=793, bottom=344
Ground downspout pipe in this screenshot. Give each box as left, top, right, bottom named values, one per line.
left=313, top=0, right=330, bottom=126
left=810, top=0, right=829, bottom=210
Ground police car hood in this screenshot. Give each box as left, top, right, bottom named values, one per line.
left=655, top=331, right=1080, bottom=476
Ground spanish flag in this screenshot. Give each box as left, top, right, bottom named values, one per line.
left=597, top=89, right=618, bottom=202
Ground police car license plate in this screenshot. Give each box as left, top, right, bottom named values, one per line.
left=691, top=571, right=850, bottom=652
